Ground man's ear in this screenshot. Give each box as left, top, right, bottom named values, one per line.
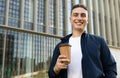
left=86, top=19, right=88, bottom=23
left=87, top=20, right=88, bottom=23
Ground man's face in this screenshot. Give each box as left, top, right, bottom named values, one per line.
left=70, top=7, right=88, bottom=32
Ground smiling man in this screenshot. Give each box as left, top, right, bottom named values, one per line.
left=48, top=4, right=117, bottom=78
left=70, top=5, right=88, bottom=36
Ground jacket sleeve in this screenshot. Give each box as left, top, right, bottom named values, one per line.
left=48, top=43, right=61, bottom=78
left=100, top=38, right=117, bottom=78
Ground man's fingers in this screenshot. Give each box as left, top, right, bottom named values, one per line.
left=58, top=63, right=68, bottom=69
left=58, top=55, right=67, bottom=59
left=58, top=57, right=70, bottom=64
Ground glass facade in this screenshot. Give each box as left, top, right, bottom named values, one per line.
left=37, top=0, right=45, bottom=32
left=67, top=0, right=72, bottom=34
left=4, top=30, right=18, bottom=78
left=0, top=0, right=6, bottom=25
left=48, top=0, right=55, bottom=34
left=8, top=0, right=20, bottom=27
left=0, top=29, right=4, bottom=77
left=24, top=0, right=34, bottom=30
left=0, top=28, right=60, bottom=78
left=58, top=0, right=64, bottom=36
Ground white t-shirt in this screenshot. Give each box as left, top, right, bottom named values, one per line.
left=68, top=36, right=83, bottom=78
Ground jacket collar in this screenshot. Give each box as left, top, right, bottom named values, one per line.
left=61, top=31, right=87, bottom=43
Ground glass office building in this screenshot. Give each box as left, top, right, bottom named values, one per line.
left=0, top=0, right=120, bottom=78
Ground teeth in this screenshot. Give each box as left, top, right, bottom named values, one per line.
left=77, top=23, right=82, bottom=24
left=81, top=22, right=83, bottom=23
left=76, top=22, right=83, bottom=24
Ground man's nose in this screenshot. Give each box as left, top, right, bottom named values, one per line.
left=77, top=14, right=82, bottom=19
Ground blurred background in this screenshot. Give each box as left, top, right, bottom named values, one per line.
left=0, top=0, right=120, bottom=78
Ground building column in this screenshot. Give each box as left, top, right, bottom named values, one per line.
left=33, top=0, right=38, bottom=31
left=86, top=0, right=93, bottom=34
left=45, top=0, right=49, bottom=33
left=109, top=0, right=118, bottom=47
left=64, top=0, right=68, bottom=35
left=55, top=0, right=59, bottom=35
left=80, top=0, right=85, bottom=5
left=20, top=0, right=24, bottom=29
left=93, top=0, right=100, bottom=35
left=119, top=0, right=120, bottom=18
left=99, top=0, right=106, bottom=40
left=18, top=1, right=25, bottom=75
left=5, top=0, right=9, bottom=25
left=2, top=1, right=10, bottom=78
left=71, top=0, right=76, bottom=6
left=114, top=0, right=120, bottom=46
left=104, top=0, right=112, bottom=45
left=1, top=31, right=7, bottom=78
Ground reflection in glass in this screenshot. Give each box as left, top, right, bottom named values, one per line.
left=0, top=28, right=60, bottom=78
left=24, top=0, right=34, bottom=30
left=0, top=32, right=4, bottom=77
left=58, top=0, right=64, bottom=36
left=37, top=0, right=45, bottom=32
left=4, top=30, right=16, bottom=78
left=48, top=0, right=56, bottom=34
left=8, top=0, right=20, bottom=27
left=67, top=0, right=72, bottom=34
left=0, top=0, right=6, bottom=25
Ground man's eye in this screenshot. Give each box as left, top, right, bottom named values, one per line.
left=73, top=13, right=78, bottom=17
left=81, top=13, right=86, bottom=17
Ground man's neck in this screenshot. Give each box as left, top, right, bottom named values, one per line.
left=72, top=30, right=84, bottom=37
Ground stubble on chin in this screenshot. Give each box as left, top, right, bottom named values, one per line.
left=76, top=28, right=84, bottom=32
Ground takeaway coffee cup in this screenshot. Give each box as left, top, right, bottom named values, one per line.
left=59, top=43, right=71, bottom=64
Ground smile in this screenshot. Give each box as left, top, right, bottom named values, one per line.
left=75, top=22, right=84, bottom=25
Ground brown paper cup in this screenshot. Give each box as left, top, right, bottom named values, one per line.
left=59, top=43, right=71, bottom=64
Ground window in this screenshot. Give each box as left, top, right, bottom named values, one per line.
left=48, top=0, right=56, bottom=34
left=0, top=0, right=6, bottom=25
left=24, top=0, right=34, bottom=30
left=8, top=0, right=20, bottom=27
left=37, top=0, right=45, bottom=32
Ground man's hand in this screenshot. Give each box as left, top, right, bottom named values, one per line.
left=54, top=55, right=70, bottom=74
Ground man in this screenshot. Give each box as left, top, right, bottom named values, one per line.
left=48, top=4, right=117, bottom=78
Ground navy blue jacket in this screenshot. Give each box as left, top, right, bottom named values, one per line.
left=48, top=32, right=117, bottom=78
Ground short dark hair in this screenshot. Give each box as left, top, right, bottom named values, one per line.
left=71, top=4, right=88, bottom=14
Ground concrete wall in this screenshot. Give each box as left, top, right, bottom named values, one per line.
left=110, top=47, right=120, bottom=78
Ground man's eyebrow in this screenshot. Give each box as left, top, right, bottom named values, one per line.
left=73, top=12, right=78, bottom=14
left=81, top=13, right=86, bottom=14
left=72, top=12, right=79, bottom=14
